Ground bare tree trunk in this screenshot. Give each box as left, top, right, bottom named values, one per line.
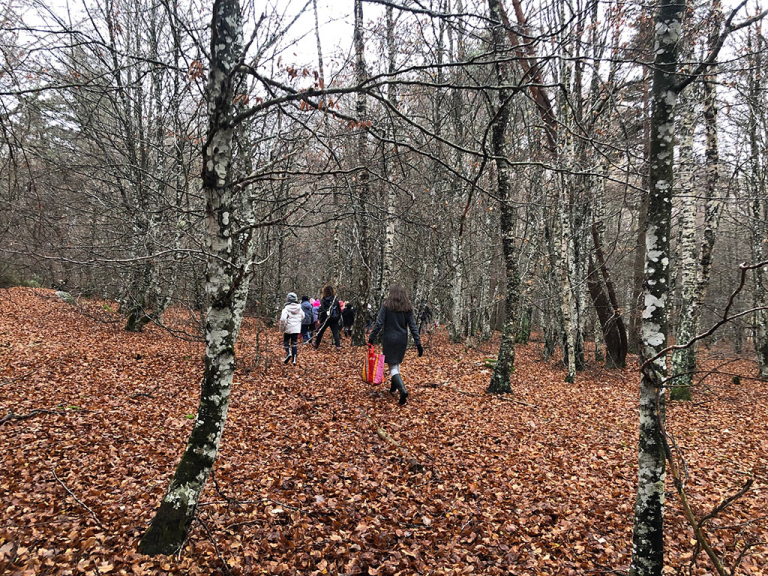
left=449, top=0, right=466, bottom=342
left=380, top=4, right=397, bottom=300
left=670, top=89, right=698, bottom=400
left=748, top=30, right=768, bottom=379
left=671, top=0, right=724, bottom=401
left=140, top=0, right=246, bottom=555
left=587, top=224, right=628, bottom=368
left=629, top=37, right=653, bottom=355
left=558, top=180, right=577, bottom=382
left=351, top=0, right=371, bottom=347
left=553, top=0, right=578, bottom=382
left=592, top=175, right=606, bottom=362
left=629, top=0, right=684, bottom=572
left=487, top=0, right=518, bottom=394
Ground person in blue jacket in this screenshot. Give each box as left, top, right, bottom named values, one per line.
left=368, top=285, right=423, bottom=405
left=300, top=295, right=314, bottom=343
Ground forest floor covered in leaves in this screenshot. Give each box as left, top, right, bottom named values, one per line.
left=1, top=288, right=767, bottom=575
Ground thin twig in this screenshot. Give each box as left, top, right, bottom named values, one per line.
left=655, top=392, right=755, bottom=576
left=130, top=384, right=161, bottom=399
left=1, top=367, right=42, bottom=385
left=194, top=517, right=231, bottom=575
left=51, top=466, right=103, bottom=527
left=1, top=408, right=62, bottom=425
left=699, top=479, right=754, bottom=528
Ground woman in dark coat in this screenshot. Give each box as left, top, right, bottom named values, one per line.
left=314, top=284, right=342, bottom=350
left=368, top=285, right=424, bottom=405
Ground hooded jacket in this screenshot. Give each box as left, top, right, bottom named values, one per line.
left=301, top=300, right=313, bottom=325
left=280, top=302, right=304, bottom=334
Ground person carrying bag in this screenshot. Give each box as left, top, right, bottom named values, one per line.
left=368, top=285, right=424, bottom=405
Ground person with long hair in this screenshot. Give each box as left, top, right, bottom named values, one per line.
left=368, top=285, right=424, bottom=405
left=314, top=284, right=342, bottom=350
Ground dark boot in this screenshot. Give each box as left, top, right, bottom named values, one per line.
left=392, top=374, right=407, bottom=405
left=389, top=378, right=398, bottom=397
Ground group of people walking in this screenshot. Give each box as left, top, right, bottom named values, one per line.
left=278, top=285, right=348, bottom=362
left=278, top=283, right=424, bottom=405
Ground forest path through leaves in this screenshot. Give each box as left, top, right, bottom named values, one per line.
left=1, top=288, right=766, bottom=575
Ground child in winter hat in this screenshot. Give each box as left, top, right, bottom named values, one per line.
left=279, top=292, right=303, bottom=365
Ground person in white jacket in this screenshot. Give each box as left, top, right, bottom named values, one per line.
left=279, top=292, right=304, bottom=365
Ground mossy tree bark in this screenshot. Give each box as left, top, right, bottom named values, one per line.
left=629, top=0, right=683, bottom=572
left=486, top=0, right=518, bottom=395
left=139, top=0, right=245, bottom=556
left=669, top=84, right=698, bottom=401
left=351, top=0, right=372, bottom=347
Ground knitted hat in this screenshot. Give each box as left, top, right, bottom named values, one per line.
left=286, top=292, right=298, bottom=304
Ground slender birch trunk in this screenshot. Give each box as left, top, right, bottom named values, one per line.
left=449, top=0, right=466, bottom=342
left=140, top=0, right=245, bottom=555
left=428, top=8, right=446, bottom=305
left=749, top=30, right=768, bottom=378
left=630, top=20, right=653, bottom=354
left=310, top=0, right=340, bottom=282
left=554, top=0, right=577, bottom=381
left=592, top=170, right=606, bottom=362
left=629, top=0, right=683, bottom=572
left=558, top=179, right=577, bottom=382
left=543, top=217, right=563, bottom=361
left=574, top=202, right=589, bottom=369
left=671, top=0, right=724, bottom=401
left=380, top=5, right=397, bottom=300
left=351, top=0, right=371, bottom=346
left=670, top=89, right=698, bottom=400
left=487, top=0, right=518, bottom=394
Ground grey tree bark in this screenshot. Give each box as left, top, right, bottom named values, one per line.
left=487, top=0, right=518, bottom=394
left=748, top=29, right=768, bottom=379
left=351, top=0, right=372, bottom=347
left=140, top=0, right=247, bottom=555
left=380, top=4, right=398, bottom=301
left=671, top=0, right=724, bottom=401
left=629, top=0, right=684, bottom=572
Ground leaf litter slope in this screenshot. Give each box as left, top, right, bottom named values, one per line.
left=0, top=288, right=765, bottom=575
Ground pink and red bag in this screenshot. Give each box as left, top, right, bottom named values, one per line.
left=362, top=343, right=385, bottom=384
